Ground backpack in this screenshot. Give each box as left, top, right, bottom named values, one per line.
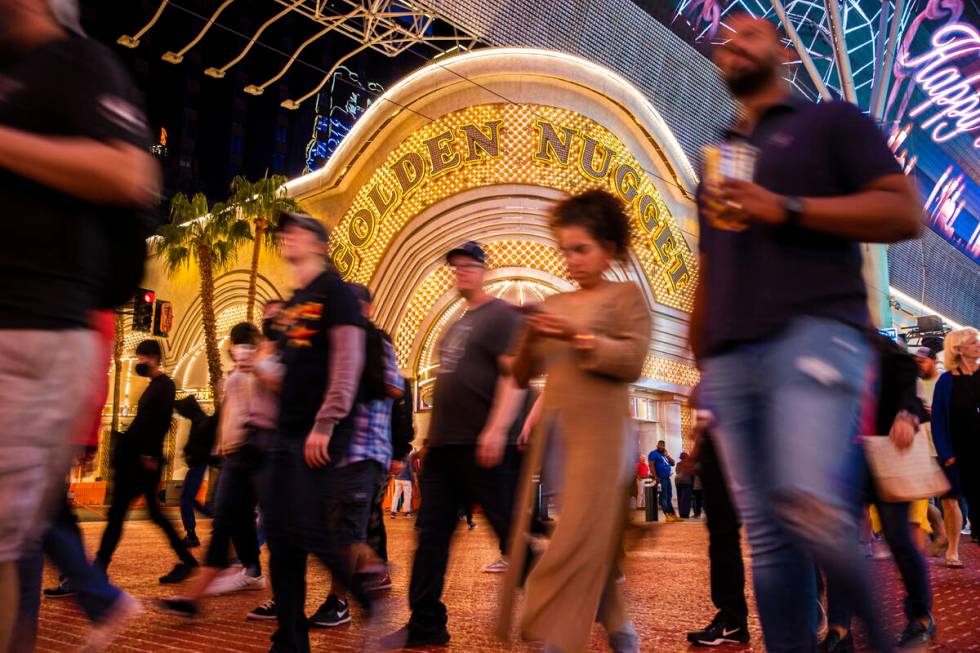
left=391, top=380, right=415, bottom=461
left=359, top=324, right=392, bottom=402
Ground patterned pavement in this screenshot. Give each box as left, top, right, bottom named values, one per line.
left=36, top=511, right=980, bottom=652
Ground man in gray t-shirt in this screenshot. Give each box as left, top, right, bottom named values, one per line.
left=427, top=297, right=521, bottom=446
left=382, top=241, right=525, bottom=648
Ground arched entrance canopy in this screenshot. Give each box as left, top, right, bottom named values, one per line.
left=287, top=47, right=701, bottom=393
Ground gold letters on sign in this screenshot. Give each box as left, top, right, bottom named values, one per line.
left=332, top=104, right=692, bottom=299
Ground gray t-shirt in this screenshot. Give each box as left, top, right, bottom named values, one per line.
left=427, top=298, right=522, bottom=446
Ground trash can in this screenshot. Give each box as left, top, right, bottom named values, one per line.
left=644, top=479, right=658, bottom=522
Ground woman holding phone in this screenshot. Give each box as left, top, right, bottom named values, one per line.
left=506, top=189, right=651, bottom=653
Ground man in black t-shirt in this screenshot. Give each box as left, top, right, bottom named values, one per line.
left=94, top=340, right=197, bottom=583
left=382, top=241, right=526, bottom=649
left=0, top=1, right=159, bottom=649
left=692, top=14, right=922, bottom=652
left=259, top=211, right=368, bottom=653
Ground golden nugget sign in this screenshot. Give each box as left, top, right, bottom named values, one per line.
left=332, top=103, right=694, bottom=305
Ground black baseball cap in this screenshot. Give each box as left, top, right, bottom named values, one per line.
left=276, top=211, right=329, bottom=244
left=348, top=283, right=372, bottom=304
left=446, top=241, right=485, bottom=265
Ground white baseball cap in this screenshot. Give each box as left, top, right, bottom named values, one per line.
left=49, top=0, right=85, bottom=36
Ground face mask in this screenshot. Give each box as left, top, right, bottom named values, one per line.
left=134, top=362, right=151, bottom=377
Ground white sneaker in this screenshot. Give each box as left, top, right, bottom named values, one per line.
left=79, top=592, right=143, bottom=652
left=204, top=569, right=267, bottom=596
left=483, top=557, right=509, bottom=573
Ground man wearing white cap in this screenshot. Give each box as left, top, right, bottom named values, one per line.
left=0, top=0, right=159, bottom=651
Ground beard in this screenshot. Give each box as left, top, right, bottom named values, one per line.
left=722, top=46, right=780, bottom=98
left=725, top=62, right=778, bottom=97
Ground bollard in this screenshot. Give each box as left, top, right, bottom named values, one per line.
left=644, top=479, right=658, bottom=522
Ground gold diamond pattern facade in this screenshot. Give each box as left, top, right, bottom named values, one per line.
left=331, top=102, right=697, bottom=313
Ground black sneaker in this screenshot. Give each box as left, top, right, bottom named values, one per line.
left=43, top=582, right=75, bottom=598
left=159, top=562, right=197, bottom=584
left=182, top=534, right=200, bottom=548
left=819, top=629, right=854, bottom=652
left=247, top=599, right=276, bottom=621
left=310, top=595, right=351, bottom=628
left=155, top=598, right=197, bottom=619
left=379, top=624, right=451, bottom=649
left=897, top=615, right=935, bottom=650
left=687, top=614, right=750, bottom=646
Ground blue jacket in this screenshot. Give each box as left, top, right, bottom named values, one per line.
left=648, top=449, right=674, bottom=479
left=930, top=372, right=955, bottom=463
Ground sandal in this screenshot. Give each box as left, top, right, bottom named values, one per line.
left=945, top=558, right=965, bottom=569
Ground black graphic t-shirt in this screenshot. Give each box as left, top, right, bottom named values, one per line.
left=427, top=299, right=522, bottom=446
left=278, top=271, right=364, bottom=457
left=0, top=36, right=150, bottom=329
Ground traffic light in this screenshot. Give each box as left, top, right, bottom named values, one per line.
left=132, top=288, right=154, bottom=332
left=153, top=300, right=173, bottom=338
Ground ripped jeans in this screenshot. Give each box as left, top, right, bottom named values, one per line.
left=701, top=317, right=890, bottom=653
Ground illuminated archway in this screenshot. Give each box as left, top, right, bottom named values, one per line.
left=289, top=47, right=701, bottom=395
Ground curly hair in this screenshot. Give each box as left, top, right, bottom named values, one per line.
left=549, top=189, right=630, bottom=260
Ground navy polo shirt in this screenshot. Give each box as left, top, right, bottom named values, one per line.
left=696, top=97, right=902, bottom=358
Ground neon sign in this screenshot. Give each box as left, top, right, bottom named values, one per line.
left=900, top=23, right=980, bottom=149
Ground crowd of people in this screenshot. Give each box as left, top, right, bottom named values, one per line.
left=0, top=3, right=978, bottom=653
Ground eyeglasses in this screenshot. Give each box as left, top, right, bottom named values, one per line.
left=450, top=263, right=484, bottom=272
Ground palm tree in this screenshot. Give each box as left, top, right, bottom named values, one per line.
left=157, top=193, right=251, bottom=404
left=229, top=173, right=300, bottom=321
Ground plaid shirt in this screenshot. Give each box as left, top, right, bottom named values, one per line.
left=340, top=337, right=402, bottom=468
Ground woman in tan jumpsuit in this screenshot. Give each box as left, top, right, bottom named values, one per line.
left=506, top=189, right=651, bottom=653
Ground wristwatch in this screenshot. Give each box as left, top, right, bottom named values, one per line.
left=782, top=195, right=805, bottom=227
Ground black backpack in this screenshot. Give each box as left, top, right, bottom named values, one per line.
left=391, top=379, right=415, bottom=461
left=359, top=324, right=392, bottom=402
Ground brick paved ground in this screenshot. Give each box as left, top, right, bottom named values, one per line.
left=37, top=512, right=980, bottom=652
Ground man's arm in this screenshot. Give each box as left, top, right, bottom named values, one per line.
left=0, top=128, right=159, bottom=208
left=305, top=325, right=365, bottom=467
left=476, top=355, right=528, bottom=468
left=720, top=173, right=922, bottom=243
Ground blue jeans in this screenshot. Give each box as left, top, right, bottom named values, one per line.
left=180, top=463, right=213, bottom=536
left=658, top=477, right=675, bottom=515
left=14, top=497, right=122, bottom=650
left=676, top=482, right=694, bottom=518
left=701, top=317, right=888, bottom=653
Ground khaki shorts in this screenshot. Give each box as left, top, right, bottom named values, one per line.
left=0, top=329, right=98, bottom=561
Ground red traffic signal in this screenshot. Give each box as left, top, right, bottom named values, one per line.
left=132, top=288, right=155, bottom=333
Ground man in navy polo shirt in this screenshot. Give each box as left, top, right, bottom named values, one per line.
left=692, top=14, right=922, bottom=653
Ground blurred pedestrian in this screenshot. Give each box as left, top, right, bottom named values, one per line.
left=156, top=321, right=276, bottom=619
left=931, top=327, right=980, bottom=553
left=0, top=0, right=159, bottom=648
left=634, top=455, right=649, bottom=510
left=95, top=340, right=198, bottom=583
left=260, top=211, right=369, bottom=652
left=822, top=334, right=934, bottom=650
left=309, top=283, right=403, bottom=629
left=694, top=13, right=921, bottom=652
left=380, top=241, right=525, bottom=649
left=19, top=311, right=141, bottom=652
left=174, top=395, right=218, bottom=548
left=506, top=189, right=651, bottom=653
